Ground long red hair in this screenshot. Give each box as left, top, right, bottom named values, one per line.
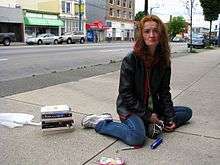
left=134, top=15, right=171, bottom=67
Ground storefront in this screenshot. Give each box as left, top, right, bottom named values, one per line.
left=86, top=20, right=108, bottom=42
left=0, top=6, right=24, bottom=42
left=106, top=20, right=134, bottom=41
left=23, top=10, right=64, bottom=40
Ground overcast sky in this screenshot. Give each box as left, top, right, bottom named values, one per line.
left=135, top=0, right=219, bottom=29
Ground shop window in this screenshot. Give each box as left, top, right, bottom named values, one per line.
left=107, top=21, right=112, bottom=27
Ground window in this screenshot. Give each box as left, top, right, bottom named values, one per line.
left=129, top=12, right=132, bottom=20
left=62, top=1, right=71, bottom=13
left=106, top=21, right=112, bottom=27
left=62, top=1, right=65, bottom=13
left=123, top=0, right=126, bottom=7
left=109, top=0, right=113, bottom=4
left=66, top=2, right=71, bottom=13
left=109, top=8, right=113, bottom=16
left=116, top=10, right=120, bottom=17
left=129, top=1, right=132, bottom=8
left=117, top=0, right=121, bottom=6
left=123, top=11, right=126, bottom=19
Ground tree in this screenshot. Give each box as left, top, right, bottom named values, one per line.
left=168, top=16, right=186, bottom=40
left=200, top=0, right=220, bottom=44
left=135, top=11, right=145, bottom=21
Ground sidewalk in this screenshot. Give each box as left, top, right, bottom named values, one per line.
left=0, top=49, right=220, bottom=165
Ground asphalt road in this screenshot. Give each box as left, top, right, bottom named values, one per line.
left=0, top=43, right=134, bottom=81
left=0, top=42, right=188, bottom=97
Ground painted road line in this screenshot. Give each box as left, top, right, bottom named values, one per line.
left=0, top=58, right=8, bottom=62
left=99, top=49, right=126, bottom=53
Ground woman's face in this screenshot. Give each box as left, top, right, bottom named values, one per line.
left=142, top=21, right=160, bottom=48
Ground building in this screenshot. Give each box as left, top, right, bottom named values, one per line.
left=18, top=0, right=86, bottom=36
left=0, top=4, right=24, bottom=42
left=86, top=0, right=135, bottom=42
left=38, top=0, right=86, bottom=35
left=192, top=27, right=209, bottom=34
left=86, top=0, right=108, bottom=42
left=62, top=0, right=85, bottom=33
left=23, top=9, right=63, bottom=38
left=106, top=0, right=135, bottom=41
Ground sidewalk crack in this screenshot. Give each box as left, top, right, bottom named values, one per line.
left=82, top=140, right=118, bottom=165
left=173, top=62, right=220, bottom=100
left=175, top=130, right=220, bottom=140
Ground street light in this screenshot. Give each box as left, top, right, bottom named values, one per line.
left=79, top=0, right=82, bottom=31
left=150, top=6, right=159, bottom=15
left=145, top=0, right=148, bottom=15
left=189, top=0, right=193, bottom=53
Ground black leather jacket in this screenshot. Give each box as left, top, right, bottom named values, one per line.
left=116, top=52, right=174, bottom=123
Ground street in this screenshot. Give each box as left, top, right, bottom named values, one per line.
left=0, top=42, right=187, bottom=81
left=0, top=42, right=187, bottom=97
left=0, top=43, right=133, bottom=81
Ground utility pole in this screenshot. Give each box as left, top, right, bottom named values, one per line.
left=145, top=0, right=148, bottom=15
left=218, top=22, right=220, bottom=47
left=189, top=0, right=193, bottom=52
left=79, top=0, right=82, bottom=31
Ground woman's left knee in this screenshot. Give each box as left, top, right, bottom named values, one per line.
left=185, top=107, right=192, bottom=121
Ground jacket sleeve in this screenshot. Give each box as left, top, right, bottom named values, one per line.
left=158, top=67, right=175, bottom=123
left=118, top=55, right=146, bottom=113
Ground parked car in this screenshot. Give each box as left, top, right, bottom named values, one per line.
left=0, top=32, right=16, bottom=46
left=26, top=33, right=62, bottom=45
left=172, top=36, right=185, bottom=42
left=187, top=34, right=208, bottom=48
left=61, top=31, right=86, bottom=44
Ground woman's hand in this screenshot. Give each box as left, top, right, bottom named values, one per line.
left=163, top=121, right=176, bottom=132
left=149, top=113, right=160, bottom=124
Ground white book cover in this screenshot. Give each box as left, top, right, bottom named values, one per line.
left=41, top=105, right=70, bottom=113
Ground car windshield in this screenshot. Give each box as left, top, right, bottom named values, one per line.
left=37, top=34, right=46, bottom=37
left=192, top=33, right=203, bottom=38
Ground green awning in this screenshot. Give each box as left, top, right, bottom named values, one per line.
left=24, top=17, right=64, bottom=27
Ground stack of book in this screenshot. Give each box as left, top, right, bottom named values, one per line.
left=41, top=105, right=74, bottom=131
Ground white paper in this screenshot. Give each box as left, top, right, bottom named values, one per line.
left=0, top=113, right=40, bottom=128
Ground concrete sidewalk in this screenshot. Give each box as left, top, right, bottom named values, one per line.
left=0, top=49, right=220, bottom=165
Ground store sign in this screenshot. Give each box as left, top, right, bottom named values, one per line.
left=86, top=20, right=109, bottom=30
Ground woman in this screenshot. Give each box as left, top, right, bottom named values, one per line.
left=81, top=15, right=192, bottom=146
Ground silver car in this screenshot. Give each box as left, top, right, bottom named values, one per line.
left=26, top=33, right=62, bottom=45
left=187, top=34, right=208, bottom=48
left=61, top=31, right=86, bottom=44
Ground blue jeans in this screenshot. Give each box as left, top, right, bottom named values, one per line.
left=95, top=106, right=192, bottom=146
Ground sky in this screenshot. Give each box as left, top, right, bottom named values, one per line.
left=135, top=0, right=220, bottom=29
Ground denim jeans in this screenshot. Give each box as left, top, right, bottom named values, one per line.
left=95, top=106, right=192, bottom=146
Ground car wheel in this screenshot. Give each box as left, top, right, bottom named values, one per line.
left=54, top=39, right=58, bottom=44
left=38, top=40, right=43, bottom=45
left=3, top=38, right=11, bottom=46
left=80, top=38, right=85, bottom=44
left=67, top=38, right=72, bottom=44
